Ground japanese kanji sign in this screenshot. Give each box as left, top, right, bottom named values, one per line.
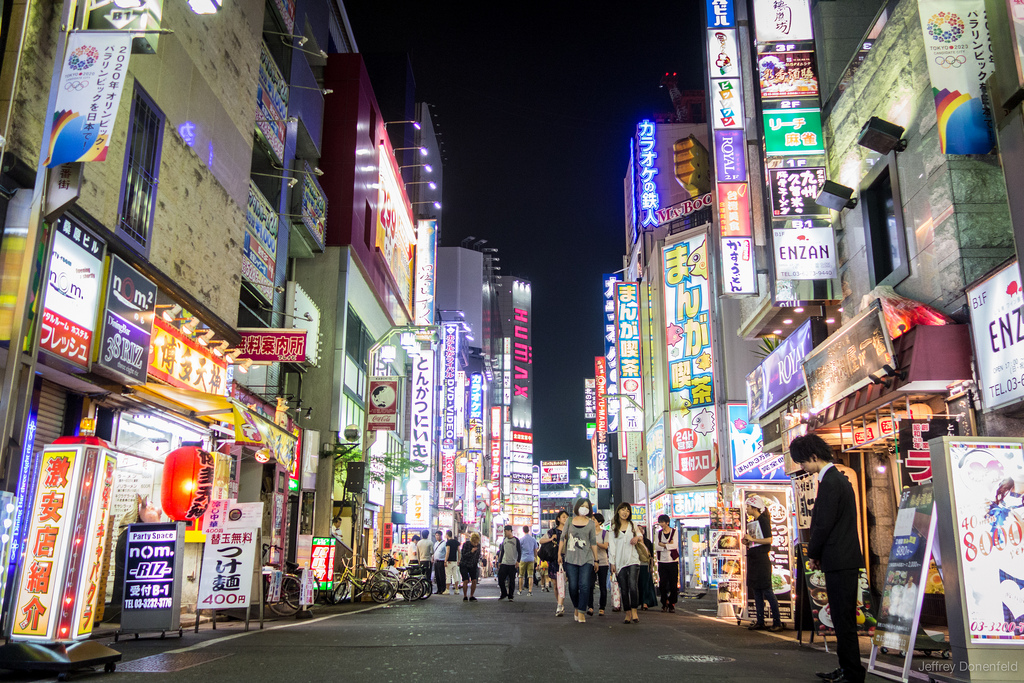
left=73, top=450, right=115, bottom=637
left=197, top=528, right=259, bottom=609
left=752, top=0, right=814, bottom=42
left=511, top=280, right=533, bottom=430
left=763, top=108, right=824, bottom=156
left=147, top=317, right=228, bottom=395
left=615, top=282, right=644, bottom=436
left=45, top=31, right=132, bottom=167
left=634, top=119, right=659, bottom=229
left=40, top=217, right=105, bottom=369
left=768, top=167, right=828, bottom=217
left=236, top=328, right=308, bottom=363
left=309, top=537, right=336, bottom=590
left=409, top=351, right=434, bottom=490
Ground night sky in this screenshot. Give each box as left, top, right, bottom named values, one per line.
left=346, top=2, right=705, bottom=470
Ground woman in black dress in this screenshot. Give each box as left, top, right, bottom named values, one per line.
left=743, top=495, right=782, bottom=631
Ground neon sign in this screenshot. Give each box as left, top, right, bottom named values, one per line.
left=635, top=119, right=659, bottom=229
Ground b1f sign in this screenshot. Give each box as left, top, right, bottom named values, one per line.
left=967, top=260, right=1024, bottom=410
left=772, top=228, right=837, bottom=279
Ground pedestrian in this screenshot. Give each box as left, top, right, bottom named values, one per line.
left=588, top=512, right=610, bottom=616
left=443, top=530, right=461, bottom=593
left=539, top=510, right=568, bottom=615
left=655, top=514, right=679, bottom=613
left=790, top=433, right=865, bottom=683
left=459, top=532, right=482, bottom=602
left=417, top=532, right=434, bottom=583
left=608, top=502, right=643, bottom=624
left=637, top=525, right=658, bottom=610
left=407, top=535, right=420, bottom=568
left=518, top=525, right=539, bottom=595
left=431, top=530, right=447, bottom=595
left=742, top=495, right=783, bottom=632
left=558, top=498, right=599, bottom=623
left=537, top=558, right=550, bottom=591
left=497, top=525, right=521, bottom=600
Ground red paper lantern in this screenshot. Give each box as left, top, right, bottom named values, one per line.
left=161, top=446, right=215, bottom=521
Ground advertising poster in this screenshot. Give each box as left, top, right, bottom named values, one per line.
left=729, top=403, right=786, bottom=481
left=898, top=419, right=956, bottom=487
left=45, top=31, right=132, bottom=167
left=41, top=218, right=105, bottom=369
left=917, top=0, right=995, bottom=154
left=95, top=255, right=157, bottom=384
left=946, top=440, right=1024, bottom=643
left=197, top=529, right=259, bottom=610
left=121, top=523, right=183, bottom=630
left=758, top=50, right=819, bottom=99
left=873, top=485, right=937, bottom=652
left=768, top=167, right=828, bottom=217
left=740, top=488, right=794, bottom=620
left=647, top=417, right=667, bottom=497
left=375, top=144, right=416, bottom=315
left=602, top=274, right=621, bottom=434
left=798, top=543, right=876, bottom=636
left=966, top=259, right=1024, bottom=411
left=763, top=109, right=825, bottom=156
left=711, top=79, right=744, bottom=129
left=772, top=227, right=837, bottom=280
left=540, top=460, right=569, bottom=484
left=709, top=29, right=741, bottom=78
left=753, top=0, right=814, bottom=42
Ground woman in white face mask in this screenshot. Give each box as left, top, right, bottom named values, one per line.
left=557, top=498, right=599, bottom=623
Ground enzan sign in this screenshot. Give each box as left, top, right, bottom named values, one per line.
left=772, top=227, right=837, bottom=279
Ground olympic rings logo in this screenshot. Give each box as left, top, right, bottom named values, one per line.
left=64, top=79, right=90, bottom=91
left=934, top=55, right=966, bottom=68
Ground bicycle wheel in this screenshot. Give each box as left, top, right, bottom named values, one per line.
left=370, top=581, right=396, bottom=603
left=417, top=577, right=432, bottom=600
left=332, top=579, right=350, bottom=604
left=401, top=579, right=424, bottom=601
left=269, top=575, right=301, bottom=616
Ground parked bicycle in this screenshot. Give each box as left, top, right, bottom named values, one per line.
left=262, top=543, right=303, bottom=616
left=327, top=555, right=396, bottom=604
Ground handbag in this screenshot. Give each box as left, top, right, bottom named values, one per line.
left=611, top=576, right=622, bottom=611
left=556, top=568, right=566, bottom=600
left=635, top=538, right=651, bottom=565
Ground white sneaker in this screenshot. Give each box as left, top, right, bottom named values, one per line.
left=439, top=591, right=449, bottom=595
left=555, top=604, right=564, bottom=617
left=518, top=590, right=522, bottom=596
left=528, top=591, right=533, bottom=596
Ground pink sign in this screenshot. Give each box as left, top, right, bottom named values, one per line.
left=237, top=329, right=308, bottom=363
left=367, top=377, right=400, bottom=431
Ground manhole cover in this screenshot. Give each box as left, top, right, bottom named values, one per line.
left=118, top=653, right=231, bottom=672
left=658, top=655, right=735, bottom=663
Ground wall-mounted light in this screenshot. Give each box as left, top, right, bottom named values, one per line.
left=188, top=0, right=222, bottom=14
left=234, top=358, right=253, bottom=374
left=385, top=120, right=421, bottom=130
left=815, top=180, right=858, bottom=211
left=159, top=304, right=182, bottom=323
left=399, top=163, right=432, bottom=173
left=394, top=146, right=428, bottom=156
left=225, top=349, right=243, bottom=363
left=857, top=117, right=908, bottom=155
left=210, top=340, right=229, bottom=358
left=194, top=329, right=215, bottom=346
left=412, top=201, right=441, bottom=210
left=181, top=316, right=200, bottom=335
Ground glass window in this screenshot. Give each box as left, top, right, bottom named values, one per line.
left=117, top=88, right=165, bottom=254
left=860, top=156, right=909, bottom=287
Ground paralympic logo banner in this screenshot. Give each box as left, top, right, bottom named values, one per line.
left=917, top=0, right=995, bottom=154
left=46, top=32, right=132, bottom=168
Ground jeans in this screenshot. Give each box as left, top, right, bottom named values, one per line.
left=658, top=561, right=679, bottom=607
left=752, top=586, right=781, bottom=625
left=616, top=564, right=641, bottom=611
left=563, top=562, right=595, bottom=611
left=433, top=560, right=446, bottom=593
left=497, top=564, right=517, bottom=598
left=589, top=565, right=609, bottom=611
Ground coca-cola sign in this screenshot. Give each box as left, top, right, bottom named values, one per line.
left=747, top=319, right=815, bottom=419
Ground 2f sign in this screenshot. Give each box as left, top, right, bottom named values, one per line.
left=967, top=260, right=1024, bottom=410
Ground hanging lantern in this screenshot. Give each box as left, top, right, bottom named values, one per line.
left=161, top=446, right=215, bottom=521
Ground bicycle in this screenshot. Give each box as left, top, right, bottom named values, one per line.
left=329, top=555, right=396, bottom=604
left=374, top=553, right=432, bottom=601
left=262, top=543, right=303, bottom=616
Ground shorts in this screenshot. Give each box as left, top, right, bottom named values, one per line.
left=460, top=565, right=479, bottom=582
left=519, top=560, right=535, bottom=575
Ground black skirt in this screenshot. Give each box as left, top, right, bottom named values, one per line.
left=746, top=547, right=772, bottom=590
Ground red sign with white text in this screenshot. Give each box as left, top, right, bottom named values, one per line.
left=236, top=329, right=308, bottom=363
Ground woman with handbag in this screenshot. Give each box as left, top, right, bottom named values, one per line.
left=558, top=498, right=599, bottom=623
left=637, top=525, right=659, bottom=610
left=608, top=502, right=643, bottom=624
left=655, top=514, right=680, bottom=612
left=459, top=532, right=482, bottom=602
left=539, top=510, right=568, bottom=616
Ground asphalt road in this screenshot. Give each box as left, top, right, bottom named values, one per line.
left=1, top=578, right=920, bottom=682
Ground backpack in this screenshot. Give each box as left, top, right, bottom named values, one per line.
left=538, top=532, right=557, bottom=562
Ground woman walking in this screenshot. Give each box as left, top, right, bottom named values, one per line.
left=558, top=499, right=599, bottom=623
left=608, top=502, right=643, bottom=624
left=743, top=496, right=782, bottom=631
left=540, top=510, right=568, bottom=615
left=638, top=525, right=658, bottom=610
left=459, top=532, right=482, bottom=602
left=589, top=512, right=610, bottom=616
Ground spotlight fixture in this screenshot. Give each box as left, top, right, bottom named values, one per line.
left=225, top=349, right=243, bottom=363
left=412, top=201, right=442, bottom=209
left=815, top=180, right=858, bottom=211
left=399, top=163, right=432, bottom=173
left=235, top=358, right=253, bottom=373
left=394, top=147, right=428, bottom=157
left=305, top=407, right=313, bottom=419
left=384, top=120, right=421, bottom=130
left=161, top=304, right=182, bottom=323
left=210, top=340, right=230, bottom=357
left=181, top=316, right=200, bottom=335
left=857, top=117, right=908, bottom=155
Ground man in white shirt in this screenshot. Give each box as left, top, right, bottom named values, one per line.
left=431, top=530, right=448, bottom=594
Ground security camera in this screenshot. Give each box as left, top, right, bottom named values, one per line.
left=343, top=425, right=360, bottom=443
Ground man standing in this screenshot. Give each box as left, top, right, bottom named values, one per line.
left=655, top=514, right=679, bottom=613
left=444, top=530, right=461, bottom=593
left=518, top=525, right=539, bottom=596
left=432, top=530, right=447, bottom=595
left=417, top=532, right=434, bottom=583
left=790, top=434, right=864, bottom=683
left=496, top=525, right=521, bottom=600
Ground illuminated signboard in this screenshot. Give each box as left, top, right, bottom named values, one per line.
left=664, top=233, right=718, bottom=488
left=596, top=433, right=610, bottom=489
left=708, top=29, right=740, bottom=78
left=74, top=451, right=116, bottom=636
left=746, top=319, right=814, bottom=419
left=753, top=0, right=814, bottom=42
left=584, top=378, right=596, bottom=420
left=441, top=323, right=459, bottom=449
left=966, top=260, right=1024, bottom=410
left=707, top=0, right=734, bottom=27
left=511, top=280, right=533, bottom=430
left=441, top=449, right=455, bottom=503
left=41, top=217, right=105, bottom=369
left=635, top=119, right=659, bottom=229
left=595, top=357, right=608, bottom=434
left=763, top=109, right=824, bottom=156
left=714, top=130, right=747, bottom=183
left=602, top=275, right=621, bottom=432
left=366, top=377, right=399, bottom=431
left=470, top=373, right=483, bottom=420
left=768, top=167, right=828, bottom=217
left=647, top=417, right=666, bottom=497
left=711, top=79, right=744, bottom=129
left=772, top=227, right=837, bottom=280
left=758, top=49, right=819, bottom=99
left=256, top=42, right=288, bottom=164
left=375, top=144, right=415, bottom=314
left=410, top=352, right=434, bottom=484
left=717, top=183, right=752, bottom=237
left=540, top=461, right=569, bottom=485
left=95, top=255, right=157, bottom=384
left=728, top=403, right=785, bottom=481
left=309, top=537, right=336, bottom=590
left=121, top=522, right=185, bottom=632
left=244, top=181, right=278, bottom=304
left=464, top=459, right=477, bottom=524
left=615, top=282, right=644, bottom=433
left=414, top=218, right=437, bottom=325
left=148, top=317, right=228, bottom=395
left=671, top=489, right=717, bottom=520
left=300, top=165, right=327, bottom=250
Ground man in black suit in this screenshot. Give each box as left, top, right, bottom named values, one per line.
left=790, top=434, right=865, bottom=683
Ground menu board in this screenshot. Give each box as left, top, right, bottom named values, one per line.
left=873, top=485, right=936, bottom=652
left=711, top=506, right=743, bottom=612
left=798, top=543, right=876, bottom=636
left=946, top=440, right=1024, bottom=643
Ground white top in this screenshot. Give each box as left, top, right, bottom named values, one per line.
left=607, top=522, right=642, bottom=570
left=432, top=540, right=447, bottom=561
left=818, top=462, right=834, bottom=482
left=655, top=526, right=676, bottom=563
left=417, top=538, right=433, bottom=561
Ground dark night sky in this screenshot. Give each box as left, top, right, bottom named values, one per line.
left=346, top=2, right=705, bottom=470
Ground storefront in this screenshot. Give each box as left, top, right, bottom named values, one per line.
left=652, top=489, right=716, bottom=589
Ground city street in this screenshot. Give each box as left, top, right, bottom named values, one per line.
left=3, top=578, right=924, bottom=683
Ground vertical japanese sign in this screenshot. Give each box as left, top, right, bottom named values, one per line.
left=309, top=537, right=336, bottom=590
left=414, top=218, right=437, bottom=325
left=596, top=433, right=610, bottom=489
left=244, top=181, right=278, bottom=303
left=634, top=119, right=659, bottom=231
left=595, top=357, right=608, bottom=434
left=376, top=145, right=415, bottom=315
left=704, top=0, right=756, bottom=295
left=511, top=280, right=533, bottom=430
left=602, top=274, right=621, bottom=433
left=95, top=255, right=157, bottom=384
left=584, top=378, right=597, bottom=420
left=45, top=31, right=131, bottom=167
left=664, top=234, right=718, bottom=487
left=740, top=487, right=795, bottom=620
left=615, top=283, right=644, bottom=433
left=12, top=448, right=83, bottom=640
left=410, top=352, right=434, bottom=482
left=40, top=217, right=105, bottom=369
left=441, top=323, right=459, bottom=448
left=917, top=0, right=995, bottom=154
left=256, top=42, right=288, bottom=165
left=73, top=451, right=115, bottom=637
left=197, top=529, right=259, bottom=610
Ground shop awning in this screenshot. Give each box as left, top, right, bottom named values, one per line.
left=808, top=324, right=972, bottom=429
left=136, top=384, right=297, bottom=471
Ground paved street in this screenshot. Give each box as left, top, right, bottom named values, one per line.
left=1, top=578, right=929, bottom=683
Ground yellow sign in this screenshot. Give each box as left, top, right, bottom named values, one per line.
left=148, top=318, right=227, bottom=395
